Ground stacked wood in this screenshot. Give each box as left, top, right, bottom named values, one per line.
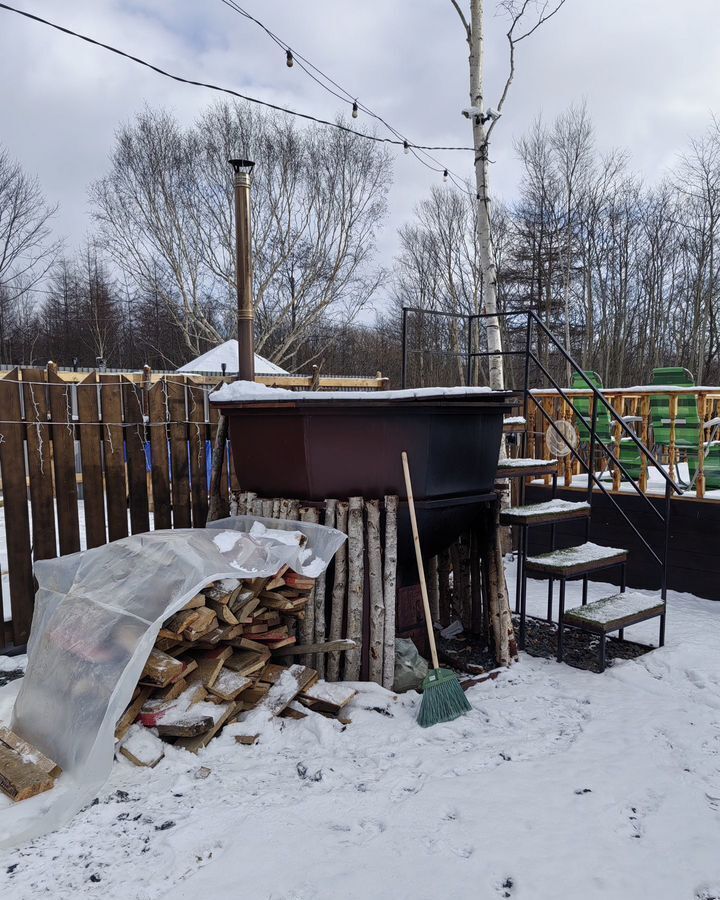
left=115, top=569, right=359, bottom=765
left=0, top=725, right=62, bottom=802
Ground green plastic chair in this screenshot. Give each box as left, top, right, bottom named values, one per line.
left=571, top=371, right=612, bottom=445
left=649, top=366, right=720, bottom=490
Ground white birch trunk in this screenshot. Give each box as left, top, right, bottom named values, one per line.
left=366, top=499, right=384, bottom=685
left=298, top=507, right=319, bottom=665
left=314, top=499, right=337, bottom=677
left=382, top=495, right=399, bottom=690
left=327, top=500, right=349, bottom=681
left=469, top=0, right=504, bottom=391
left=344, top=496, right=365, bottom=681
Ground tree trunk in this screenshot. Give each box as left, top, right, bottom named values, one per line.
left=327, top=501, right=349, bottom=681
left=366, top=499, right=384, bottom=685
left=382, top=495, right=399, bottom=690
left=470, top=0, right=504, bottom=391
left=344, top=497, right=365, bottom=681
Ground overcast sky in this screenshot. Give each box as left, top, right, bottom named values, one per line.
left=2, top=0, right=720, bottom=304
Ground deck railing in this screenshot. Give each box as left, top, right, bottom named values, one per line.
left=527, top=387, right=720, bottom=500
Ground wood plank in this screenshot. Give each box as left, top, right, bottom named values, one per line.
left=22, top=367, right=57, bottom=560
left=271, top=638, right=356, bottom=657
left=0, top=370, right=34, bottom=644
left=0, top=742, right=55, bottom=801
left=0, top=726, right=61, bottom=778
left=76, top=372, right=107, bottom=548
left=123, top=380, right=150, bottom=535
left=140, top=648, right=184, bottom=687
left=188, top=380, right=208, bottom=528
left=147, top=381, right=172, bottom=530
left=100, top=375, right=128, bottom=542
left=167, top=378, right=191, bottom=528
left=209, top=403, right=229, bottom=510
left=114, top=686, right=152, bottom=741
left=48, top=368, right=80, bottom=554
left=174, top=702, right=237, bottom=753
left=256, top=664, right=318, bottom=717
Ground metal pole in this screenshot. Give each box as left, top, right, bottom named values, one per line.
left=466, top=314, right=473, bottom=386
left=229, top=159, right=255, bottom=382
left=401, top=308, right=408, bottom=389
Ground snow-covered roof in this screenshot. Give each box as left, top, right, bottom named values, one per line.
left=210, top=380, right=496, bottom=404
left=177, top=340, right=288, bottom=376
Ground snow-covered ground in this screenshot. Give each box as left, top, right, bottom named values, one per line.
left=1, top=567, right=720, bottom=899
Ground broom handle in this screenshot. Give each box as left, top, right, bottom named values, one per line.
left=401, top=450, right=440, bottom=671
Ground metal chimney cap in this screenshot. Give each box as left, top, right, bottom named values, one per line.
left=228, top=158, right=255, bottom=172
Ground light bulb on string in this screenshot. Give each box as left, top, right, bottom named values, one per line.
left=443, top=169, right=448, bottom=182
left=403, top=141, right=409, bottom=154
left=352, top=100, right=358, bottom=119
left=286, top=49, right=294, bottom=68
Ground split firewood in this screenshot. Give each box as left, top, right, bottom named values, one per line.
left=224, top=650, right=270, bottom=677
left=159, top=608, right=202, bottom=640
left=175, top=702, right=237, bottom=753
left=255, top=664, right=319, bottom=717
left=271, top=638, right=356, bottom=658
left=119, top=725, right=165, bottom=768
left=187, top=646, right=232, bottom=688
left=232, top=636, right=268, bottom=653
left=207, top=669, right=252, bottom=702
left=0, top=742, right=56, bottom=801
left=235, top=734, right=259, bottom=746
left=115, top=686, right=153, bottom=740
left=206, top=601, right=239, bottom=626
left=0, top=727, right=61, bottom=780
left=183, top=593, right=206, bottom=610
left=184, top=608, right=218, bottom=642
left=298, top=681, right=357, bottom=716
left=140, top=648, right=185, bottom=688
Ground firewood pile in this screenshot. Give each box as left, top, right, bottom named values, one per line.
left=0, top=566, right=358, bottom=801
left=114, top=567, right=358, bottom=768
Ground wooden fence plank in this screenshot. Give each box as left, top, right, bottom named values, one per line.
left=0, top=370, right=34, bottom=644
left=48, top=368, right=80, bottom=555
left=147, top=381, right=172, bottom=530
left=188, top=381, right=208, bottom=527
left=100, top=375, right=128, bottom=542
left=209, top=403, right=229, bottom=508
left=22, top=367, right=56, bottom=561
left=167, top=378, right=191, bottom=528
left=123, top=381, right=150, bottom=535
left=76, top=373, right=107, bottom=549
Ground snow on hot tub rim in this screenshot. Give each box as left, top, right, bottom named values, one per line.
left=210, top=380, right=516, bottom=406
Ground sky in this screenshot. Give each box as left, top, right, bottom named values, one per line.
left=1, top=0, right=720, bottom=308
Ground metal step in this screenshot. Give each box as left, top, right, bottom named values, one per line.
left=563, top=591, right=665, bottom=634
left=525, top=541, right=628, bottom=577
left=496, top=458, right=558, bottom=479
left=500, top=499, right=590, bottom=527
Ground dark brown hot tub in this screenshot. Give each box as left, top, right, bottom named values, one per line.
left=213, top=387, right=517, bottom=563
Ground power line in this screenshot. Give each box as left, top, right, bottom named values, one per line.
left=218, top=0, right=474, bottom=188
left=0, top=2, right=474, bottom=158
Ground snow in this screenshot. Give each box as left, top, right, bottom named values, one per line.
left=527, top=541, right=626, bottom=568
left=504, top=499, right=590, bottom=517
left=211, top=380, right=495, bottom=404
left=176, top=340, right=288, bottom=376
left=501, top=456, right=557, bottom=468
left=565, top=591, right=663, bottom=626
left=3, top=569, right=720, bottom=897
left=503, top=416, right=526, bottom=425
left=302, top=681, right=357, bottom=706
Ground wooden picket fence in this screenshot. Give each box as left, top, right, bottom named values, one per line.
left=0, top=366, right=387, bottom=652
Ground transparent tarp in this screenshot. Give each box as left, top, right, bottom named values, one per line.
left=0, top=516, right=345, bottom=847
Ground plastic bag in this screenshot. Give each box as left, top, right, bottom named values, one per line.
left=392, top=638, right=428, bottom=693
left=0, top=516, right=345, bottom=848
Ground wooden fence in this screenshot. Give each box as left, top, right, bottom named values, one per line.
left=0, top=366, right=387, bottom=651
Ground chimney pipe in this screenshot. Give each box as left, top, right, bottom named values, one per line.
left=229, top=158, right=255, bottom=382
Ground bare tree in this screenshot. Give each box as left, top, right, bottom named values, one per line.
left=451, top=0, right=568, bottom=388
left=91, top=103, right=391, bottom=368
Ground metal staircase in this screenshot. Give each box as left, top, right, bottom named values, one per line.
left=492, top=311, right=682, bottom=671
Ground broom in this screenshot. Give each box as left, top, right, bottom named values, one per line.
left=401, top=451, right=471, bottom=728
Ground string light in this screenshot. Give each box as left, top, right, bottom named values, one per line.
left=443, top=169, right=448, bottom=181
left=352, top=100, right=358, bottom=119
left=286, top=49, right=294, bottom=68
left=403, top=141, right=409, bottom=154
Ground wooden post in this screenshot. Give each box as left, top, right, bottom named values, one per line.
left=327, top=501, right=348, bottom=681
left=669, top=394, right=678, bottom=484
left=366, top=499, right=384, bottom=685
left=207, top=414, right=229, bottom=522
left=640, top=394, right=650, bottom=494
left=382, top=495, right=399, bottom=690
left=610, top=395, right=622, bottom=492
left=697, top=393, right=706, bottom=499
left=344, top=497, right=365, bottom=681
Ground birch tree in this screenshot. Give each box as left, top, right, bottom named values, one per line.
left=450, top=0, right=568, bottom=389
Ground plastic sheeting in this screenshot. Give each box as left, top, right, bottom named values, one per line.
left=0, top=516, right=345, bottom=848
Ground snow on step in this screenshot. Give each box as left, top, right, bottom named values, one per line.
left=526, top=541, right=626, bottom=570
left=564, top=591, right=664, bottom=626
left=502, top=499, right=590, bottom=519
left=500, top=457, right=557, bottom=468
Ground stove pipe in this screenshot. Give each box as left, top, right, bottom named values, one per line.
left=229, top=158, right=255, bottom=382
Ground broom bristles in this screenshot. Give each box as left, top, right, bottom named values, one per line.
left=417, top=668, right=472, bottom=728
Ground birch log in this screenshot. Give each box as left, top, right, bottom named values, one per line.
left=287, top=499, right=301, bottom=520
left=366, top=499, right=384, bottom=685
left=314, top=499, right=337, bottom=677
left=382, top=495, right=399, bottom=690
left=327, top=501, right=348, bottom=681
left=262, top=499, right=273, bottom=518
left=344, top=496, right=365, bottom=681
left=299, top=507, right=319, bottom=666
